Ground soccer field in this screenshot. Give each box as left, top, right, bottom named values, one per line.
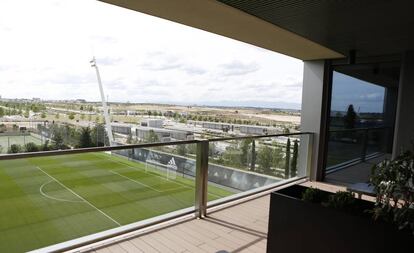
left=0, top=152, right=232, bottom=253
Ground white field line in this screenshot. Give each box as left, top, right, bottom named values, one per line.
left=103, top=154, right=223, bottom=198
left=109, top=170, right=162, bottom=193
left=36, top=166, right=121, bottom=226
left=110, top=158, right=191, bottom=189
left=39, top=180, right=84, bottom=203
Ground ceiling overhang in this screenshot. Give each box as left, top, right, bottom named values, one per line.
left=98, top=0, right=344, bottom=60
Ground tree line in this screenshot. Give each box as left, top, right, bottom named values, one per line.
left=8, top=123, right=109, bottom=154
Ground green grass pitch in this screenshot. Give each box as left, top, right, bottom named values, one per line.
left=0, top=152, right=233, bottom=252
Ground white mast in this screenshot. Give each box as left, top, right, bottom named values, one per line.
left=90, top=57, right=115, bottom=146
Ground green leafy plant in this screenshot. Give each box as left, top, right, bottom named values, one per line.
left=324, top=191, right=356, bottom=211
left=301, top=187, right=325, bottom=203
left=370, top=151, right=414, bottom=235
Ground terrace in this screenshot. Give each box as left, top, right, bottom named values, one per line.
left=2, top=0, right=414, bottom=252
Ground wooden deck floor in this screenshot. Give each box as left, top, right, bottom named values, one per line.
left=89, top=196, right=270, bottom=253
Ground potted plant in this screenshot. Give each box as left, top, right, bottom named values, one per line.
left=267, top=181, right=413, bottom=253
left=370, top=150, right=414, bottom=236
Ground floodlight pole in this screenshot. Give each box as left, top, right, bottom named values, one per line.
left=90, top=57, right=115, bottom=146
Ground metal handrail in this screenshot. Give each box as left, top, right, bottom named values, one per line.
left=328, top=126, right=389, bottom=133
left=0, top=132, right=312, bottom=160
left=208, top=131, right=312, bottom=142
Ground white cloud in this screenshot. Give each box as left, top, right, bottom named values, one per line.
left=0, top=0, right=303, bottom=109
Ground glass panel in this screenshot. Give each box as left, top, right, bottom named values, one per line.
left=327, top=129, right=365, bottom=167
left=366, top=128, right=388, bottom=156
left=326, top=70, right=387, bottom=170
left=207, top=134, right=308, bottom=201
left=0, top=144, right=195, bottom=252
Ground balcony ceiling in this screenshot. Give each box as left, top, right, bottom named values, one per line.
left=99, top=0, right=344, bottom=60
left=218, top=0, right=414, bottom=60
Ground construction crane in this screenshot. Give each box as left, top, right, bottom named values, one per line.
left=90, top=57, right=115, bottom=146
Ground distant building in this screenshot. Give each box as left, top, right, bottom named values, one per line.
left=111, top=123, right=133, bottom=135
left=134, top=126, right=171, bottom=142
left=201, top=122, right=232, bottom=132
left=141, top=119, right=163, bottom=128
left=239, top=125, right=268, bottom=135
left=111, top=122, right=194, bottom=142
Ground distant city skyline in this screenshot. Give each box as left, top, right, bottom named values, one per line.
left=0, top=0, right=303, bottom=110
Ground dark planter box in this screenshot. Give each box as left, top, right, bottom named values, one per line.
left=266, top=185, right=413, bottom=253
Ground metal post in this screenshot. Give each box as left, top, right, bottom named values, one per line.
left=90, top=57, right=115, bottom=146
left=195, top=141, right=208, bottom=218
left=305, top=133, right=314, bottom=178
left=361, top=129, right=369, bottom=162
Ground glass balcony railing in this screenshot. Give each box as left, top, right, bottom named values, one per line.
left=0, top=133, right=312, bottom=252
left=326, top=127, right=390, bottom=170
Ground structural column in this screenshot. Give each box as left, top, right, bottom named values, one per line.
left=299, top=60, right=330, bottom=181
left=392, top=51, right=414, bottom=158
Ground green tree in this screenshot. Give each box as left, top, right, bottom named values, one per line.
left=145, top=130, right=159, bottom=143
left=209, top=142, right=216, bottom=156
left=91, top=123, right=108, bottom=146
left=24, top=142, right=39, bottom=152
left=42, top=140, right=50, bottom=151
left=8, top=144, right=22, bottom=154
left=240, top=138, right=251, bottom=166
left=41, top=111, right=46, bottom=118
left=78, top=127, right=93, bottom=148
left=285, top=138, right=291, bottom=179
left=55, top=113, right=60, bottom=119
left=290, top=140, right=298, bottom=177
left=126, top=132, right=133, bottom=144
left=0, top=107, right=4, bottom=117
left=343, top=104, right=357, bottom=129
left=258, top=145, right=273, bottom=174
left=24, top=109, right=29, bottom=118
left=177, top=144, right=187, bottom=156
left=272, top=145, right=283, bottom=169
left=250, top=140, right=256, bottom=171
left=223, top=144, right=243, bottom=167
left=52, top=130, right=65, bottom=149
left=68, top=112, right=75, bottom=120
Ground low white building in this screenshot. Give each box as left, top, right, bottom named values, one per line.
left=140, top=119, right=163, bottom=128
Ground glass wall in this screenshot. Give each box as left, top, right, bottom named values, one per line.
left=326, top=70, right=387, bottom=169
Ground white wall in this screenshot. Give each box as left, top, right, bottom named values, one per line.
left=299, top=60, right=326, bottom=180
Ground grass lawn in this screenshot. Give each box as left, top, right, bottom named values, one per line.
left=0, top=135, right=43, bottom=153
left=0, top=152, right=232, bottom=252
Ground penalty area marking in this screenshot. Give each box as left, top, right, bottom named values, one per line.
left=100, top=154, right=224, bottom=198
left=40, top=180, right=84, bottom=203
left=109, top=170, right=162, bottom=193
left=36, top=166, right=121, bottom=226
left=109, top=157, right=193, bottom=189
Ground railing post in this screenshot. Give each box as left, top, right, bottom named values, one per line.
left=361, top=129, right=369, bottom=162
left=195, top=140, right=208, bottom=218
left=305, top=133, right=314, bottom=178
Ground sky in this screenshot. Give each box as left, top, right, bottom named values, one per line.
left=331, top=72, right=385, bottom=113
left=0, top=0, right=304, bottom=109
